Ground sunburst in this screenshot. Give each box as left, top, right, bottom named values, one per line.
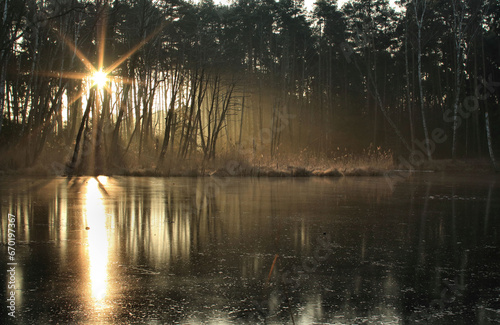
left=46, top=8, right=169, bottom=107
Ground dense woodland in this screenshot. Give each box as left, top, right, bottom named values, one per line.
left=0, top=0, right=499, bottom=175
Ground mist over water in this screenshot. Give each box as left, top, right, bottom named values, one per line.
left=0, top=175, right=499, bottom=324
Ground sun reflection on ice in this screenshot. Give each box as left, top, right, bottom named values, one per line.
left=85, top=177, right=109, bottom=305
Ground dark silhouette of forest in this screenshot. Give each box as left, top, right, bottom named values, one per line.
left=0, top=0, right=498, bottom=175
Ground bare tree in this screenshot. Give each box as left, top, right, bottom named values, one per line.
left=450, top=0, right=467, bottom=159
left=413, top=0, right=432, bottom=160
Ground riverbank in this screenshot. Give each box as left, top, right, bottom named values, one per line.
left=1, top=158, right=496, bottom=177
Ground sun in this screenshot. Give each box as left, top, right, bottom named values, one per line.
left=49, top=13, right=169, bottom=107
left=92, top=70, right=108, bottom=89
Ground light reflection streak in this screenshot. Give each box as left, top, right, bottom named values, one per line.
left=85, top=177, right=109, bottom=305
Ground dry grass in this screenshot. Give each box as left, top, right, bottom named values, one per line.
left=197, top=144, right=394, bottom=177
left=4, top=136, right=496, bottom=177
left=0, top=143, right=395, bottom=177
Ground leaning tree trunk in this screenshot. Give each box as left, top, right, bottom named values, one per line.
left=68, top=89, right=95, bottom=175
left=158, top=69, right=182, bottom=166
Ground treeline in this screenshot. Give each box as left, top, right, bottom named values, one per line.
left=0, top=0, right=499, bottom=174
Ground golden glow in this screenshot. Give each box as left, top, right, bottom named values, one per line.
left=49, top=15, right=168, bottom=108
left=97, top=175, right=108, bottom=186
left=85, top=177, right=109, bottom=303
left=92, top=70, right=108, bottom=89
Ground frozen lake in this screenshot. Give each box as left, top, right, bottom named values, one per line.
left=1, top=175, right=499, bottom=324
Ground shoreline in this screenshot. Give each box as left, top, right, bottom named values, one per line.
left=0, top=159, right=497, bottom=178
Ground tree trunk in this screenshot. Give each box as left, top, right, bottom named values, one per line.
left=404, top=16, right=415, bottom=152
left=414, top=0, right=431, bottom=160
left=0, top=0, right=9, bottom=136
left=451, top=0, right=466, bottom=159
left=68, top=89, right=95, bottom=174
left=485, top=112, right=498, bottom=172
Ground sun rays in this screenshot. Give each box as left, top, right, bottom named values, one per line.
left=45, top=8, right=168, bottom=109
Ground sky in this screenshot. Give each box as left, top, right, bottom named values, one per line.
left=304, top=0, right=401, bottom=11
left=208, top=0, right=401, bottom=12
left=305, top=0, right=347, bottom=10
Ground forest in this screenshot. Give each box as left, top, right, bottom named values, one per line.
left=0, top=0, right=499, bottom=176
